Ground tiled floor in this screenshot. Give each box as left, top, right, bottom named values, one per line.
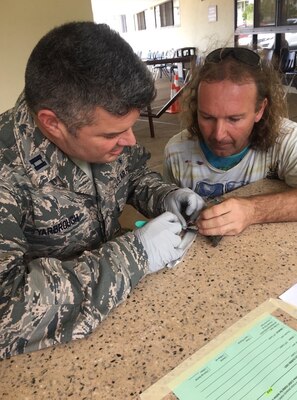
left=120, top=78, right=297, bottom=229
left=134, top=77, right=181, bottom=173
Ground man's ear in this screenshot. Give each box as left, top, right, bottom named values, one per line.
left=36, top=109, right=64, bottom=139
left=255, top=98, right=268, bottom=122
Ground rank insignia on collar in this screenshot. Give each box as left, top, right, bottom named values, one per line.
left=29, top=153, right=49, bottom=172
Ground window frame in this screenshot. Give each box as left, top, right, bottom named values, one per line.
left=235, top=0, right=297, bottom=34
left=154, top=0, right=176, bottom=28
left=135, top=10, right=146, bottom=31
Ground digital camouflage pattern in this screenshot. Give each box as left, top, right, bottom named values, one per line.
left=0, top=93, right=178, bottom=359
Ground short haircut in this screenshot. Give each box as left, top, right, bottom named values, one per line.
left=181, top=52, right=288, bottom=151
left=25, top=21, right=156, bottom=133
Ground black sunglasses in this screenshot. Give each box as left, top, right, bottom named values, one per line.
left=205, top=47, right=261, bottom=68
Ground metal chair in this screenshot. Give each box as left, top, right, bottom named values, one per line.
left=280, top=50, right=297, bottom=93
left=170, top=47, right=197, bottom=81
left=169, top=50, right=179, bottom=81
left=175, top=47, right=196, bottom=57
left=152, top=51, right=170, bottom=80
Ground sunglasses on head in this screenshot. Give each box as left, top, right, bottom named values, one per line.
left=205, top=47, right=261, bottom=68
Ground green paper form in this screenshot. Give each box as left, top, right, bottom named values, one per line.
left=173, top=315, right=297, bottom=400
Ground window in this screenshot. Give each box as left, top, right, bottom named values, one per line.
left=120, top=15, right=127, bottom=33
left=255, top=0, right=276, bottom=27
left=160, top=1, right=173, bottom=27
left=236, top=0, right=297, bottom=29
left=280, top=0, right=297, bottom=25
left=136, top=11, right=146, bottom=31
left=235, top=0, right=297, bottom=50
left=155, top=0, right=180, bottom=28
left=237, top=0, right=254, bottom=27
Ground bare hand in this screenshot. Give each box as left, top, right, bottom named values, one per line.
left=197, top=197, right=254, bottom=236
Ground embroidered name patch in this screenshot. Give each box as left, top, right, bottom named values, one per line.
left=36, top=214, right=80, bottom=236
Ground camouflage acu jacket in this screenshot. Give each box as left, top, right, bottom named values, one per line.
left=0, top=94, right=177, bottom=359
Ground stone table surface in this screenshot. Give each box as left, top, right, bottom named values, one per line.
left=1, top=179, right=296, bottom=400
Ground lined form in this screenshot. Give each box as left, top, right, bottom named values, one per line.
left=172, top=315, right=297, bottom=400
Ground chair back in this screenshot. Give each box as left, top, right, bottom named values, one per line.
left=153, top=51, right=165, bottom=60
left=280, top=51, right=296, bottom=73
left=175, top=47, right=196, bottom=57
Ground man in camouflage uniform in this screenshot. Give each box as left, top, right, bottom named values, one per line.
left=0, top=22, right=204, bottom=359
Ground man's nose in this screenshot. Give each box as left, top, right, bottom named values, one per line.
left=212, top=120, right=226, bottom=140
left=118, top=128, right=136, bottom=146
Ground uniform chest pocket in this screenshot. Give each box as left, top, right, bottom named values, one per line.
left=24, top=191, right=100, bottom=258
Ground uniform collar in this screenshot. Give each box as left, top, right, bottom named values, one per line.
left=13, top=92, right=95, bottom=195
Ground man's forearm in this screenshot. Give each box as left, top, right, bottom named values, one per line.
left=249, top=188, right=297, bottom=224
left=0, top=232, right=148, bottom=359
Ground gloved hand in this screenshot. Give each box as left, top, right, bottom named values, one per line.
left=164, top=188, right=205, bottom=229
left=134, top=211, right=184, bottom=273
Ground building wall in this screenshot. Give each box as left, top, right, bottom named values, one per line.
left=92, top=0, right=234, bottom=58
left=0, top=0, right=234, bottom=113
left=0, top=0, right=93, bottom=113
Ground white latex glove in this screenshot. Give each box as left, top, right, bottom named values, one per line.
left=134, top=211, right=184, bottom=273
left=164, top=188, right=205, bottom=229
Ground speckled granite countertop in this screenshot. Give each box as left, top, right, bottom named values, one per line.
left=1, top=179, right=296, bottom=400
